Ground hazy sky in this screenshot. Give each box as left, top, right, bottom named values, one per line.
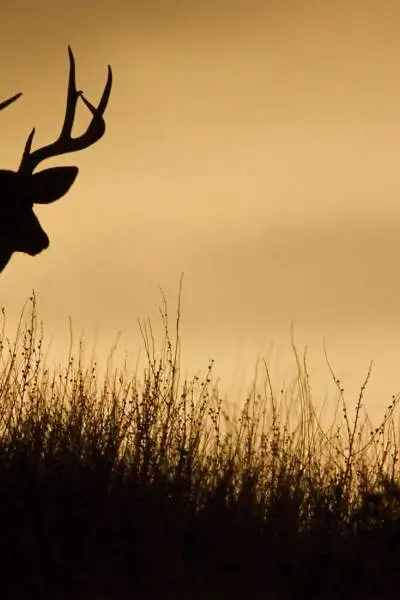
left=2, top=0, right=400, bottom=418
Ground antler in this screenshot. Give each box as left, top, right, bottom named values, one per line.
left=0, top=93, right=22, bottom=111
left=19, top=46, right=112, bottom=174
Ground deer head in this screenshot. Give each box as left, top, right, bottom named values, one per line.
left=0, top=46, right=112, bottom=273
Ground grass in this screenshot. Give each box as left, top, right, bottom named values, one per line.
left=1, top=290, right=400, bottom=599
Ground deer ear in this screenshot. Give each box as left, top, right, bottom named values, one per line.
left=29, top=166, right=79, bottom=204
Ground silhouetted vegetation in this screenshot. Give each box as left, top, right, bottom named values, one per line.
left=1, top=291, right=400, bottom=599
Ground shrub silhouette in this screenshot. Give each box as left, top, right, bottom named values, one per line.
left=0, top=293, right=400, bottom=599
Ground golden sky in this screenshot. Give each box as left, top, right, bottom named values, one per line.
left=2, top=0, right=400, bottom=416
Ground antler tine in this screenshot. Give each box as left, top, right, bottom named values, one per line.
left=19, top=47, right=80, bottom=173
left=75, top=65, right=112, bottom=145
left=81, top=64, right=112, bottom=115
left=60, top=45, right=80, bottom=140
left=0, top=93, right=22, bottom=111
left=19, top=46, right=112, bottom=174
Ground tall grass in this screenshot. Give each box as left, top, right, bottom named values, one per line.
left=1, top=291, right=400, bottom=599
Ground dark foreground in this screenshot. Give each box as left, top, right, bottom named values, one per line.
left=2, top=446, right=400, bottom=600
left=1, top=296, right=400, bottom=599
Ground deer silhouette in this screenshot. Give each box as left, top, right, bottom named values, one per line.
left=0, top=46, right=112, bottom=273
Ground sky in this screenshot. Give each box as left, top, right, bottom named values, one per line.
left=2, top=0, right=400, bottom=421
